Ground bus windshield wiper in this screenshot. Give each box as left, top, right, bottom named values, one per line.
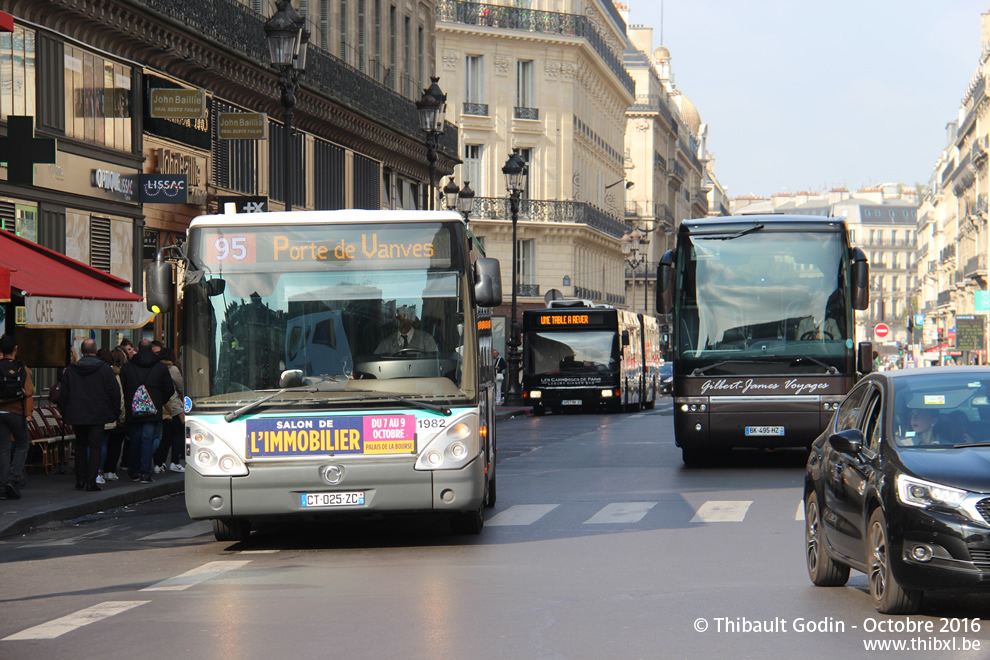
left=223, top=386, right=318, bottom=423
left=691, top=359, right=766, bottom=376
left=328, top=392, right=453, bottom=416
left=789, top=355, right=838, bottom=374
left=698, top=224, right=765, bottom=241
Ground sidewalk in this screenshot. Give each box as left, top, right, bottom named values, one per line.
left=0, top=468, right=184, bottom=538
left=0, top=405, right=531, bottom=538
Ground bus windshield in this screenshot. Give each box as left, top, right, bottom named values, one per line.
left=181, top=222, right=473, bottom=407
left=675, top=229, right=853, bottom=375
left=526, top=331, right=618, bottom=376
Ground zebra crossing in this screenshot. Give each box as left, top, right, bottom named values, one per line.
left=487, top=497, right=806, bottom=527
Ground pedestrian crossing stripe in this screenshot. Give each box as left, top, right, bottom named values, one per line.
left=487, top=503, right=559, bottom=526
left=689, top=500, right=752, bottom=523
left=140, top=560, right=251, bottom=592
left=584, top=501, right=657, bottom=524
left=2, top=601, right=149, bottom=640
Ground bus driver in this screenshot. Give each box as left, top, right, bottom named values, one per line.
left=375, top=305, right=438, bottom=354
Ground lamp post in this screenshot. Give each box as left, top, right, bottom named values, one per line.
left=416, top=77, right=447, bottom=210
left=621, top=227, right=647, bottom=314
left=264, top=0, right=309, bottom=212
left=442, top=177, right=476, bottom=224
left=502, top=149, right=527, bottom=405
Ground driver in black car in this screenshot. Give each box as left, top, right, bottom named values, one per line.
left=374, top=305, right=438, bottom=354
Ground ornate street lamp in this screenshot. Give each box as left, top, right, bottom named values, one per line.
left=264, top=0, right=309, bottom=212
left=442, top=177, right=475, bottom=224
left=416, top=77, right=447, bottom=210
left=621, top=226, right=647, bottom=314
left=502, top=149, right=527, bottom=405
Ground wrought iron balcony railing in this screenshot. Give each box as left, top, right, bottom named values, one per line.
left=463, top=102, right=490, bottom=116
left=437, top=1, right=634, bottom=95
left=514, top=106, right=539, bottom=120
left=470, top=197, right=629, bottom=239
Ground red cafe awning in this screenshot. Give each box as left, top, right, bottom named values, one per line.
left=0, top=231, right=154, bottom=329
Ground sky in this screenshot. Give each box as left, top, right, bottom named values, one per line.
left=625, top=0, right=990, bottom=198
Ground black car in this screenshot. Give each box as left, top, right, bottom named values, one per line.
left=804, top=367, right=990, bottom=614
left=659, top=362, right=672, bottom=395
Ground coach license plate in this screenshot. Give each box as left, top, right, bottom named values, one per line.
left=300, top=492, right=365, bottom=507
left=562, top=400, right=582, bottom=405
left=745, top=426, right=785, bottom=436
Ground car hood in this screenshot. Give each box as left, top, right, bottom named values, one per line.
left=897, top=447, right=990, bottom=494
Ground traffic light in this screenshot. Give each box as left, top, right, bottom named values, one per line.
left=897, top=342, right=904, bottom=355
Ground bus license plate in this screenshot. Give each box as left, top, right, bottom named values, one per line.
left=301, top=492, right=365, bottom=507
left=745, top=426, right=785, bottom=436
left=562, top=400, right=582, bottom=405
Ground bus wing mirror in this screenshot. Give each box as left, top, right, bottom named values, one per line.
left=206, top=279, right=226, bottom=297
left=145, top=260, right=174, bottom=314
left=850, top=247, right=869, bottom=310
left=858, top=341, right=874, bottom=376
left=621, top=330, right=630, bottom=346
left=657, top=250, right=675, bottom=315
left=474, top=257, right=502, bottom=307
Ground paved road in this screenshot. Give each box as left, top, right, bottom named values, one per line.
left=2, top=401, right=989, bottom=659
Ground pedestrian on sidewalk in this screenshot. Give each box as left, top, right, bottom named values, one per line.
left=493, top=349, right=507, bottom=405
left=120, top=339, right=174, bottom=484
left=0, top=334, right=33, bottom=500
left=58, top=338, right=122, bottom=492
left=152, top=345, right=185, bottom=474
left=101, top=346, right=129, bottom=482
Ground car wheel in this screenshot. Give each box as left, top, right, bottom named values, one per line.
left=805, top=492, right=849, bottom=586
left=212, top=517, right=251, bottom=542
left=868, top=508, right=922, bottom=614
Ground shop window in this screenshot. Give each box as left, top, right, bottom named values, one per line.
left=0, top=25, right=36, bottom=120
left=63, top=45, right=132, bottom=151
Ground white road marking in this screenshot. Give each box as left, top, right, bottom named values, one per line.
left=140, top=560, right=251, bottom=592
left=583, top=501, right=657, bottom=524
left=2, top=601, right=148, bottom=640
left=796, top=499, right=806, bottom=521
left=139, top=521, right=213, bottom=541
left=487, top=504, right=559, bottom=526
left=690, top=500, right=752, bottom=523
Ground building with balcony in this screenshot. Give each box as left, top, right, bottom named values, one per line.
left=1, top=0, right=456, bottom=362
left=436, top=0, right=638, bottom=349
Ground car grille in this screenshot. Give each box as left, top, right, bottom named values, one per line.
left=976, top=498, right=990, bottom=525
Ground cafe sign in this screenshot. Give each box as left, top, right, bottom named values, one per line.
left=22, top=296, right=155, bottom=329
left=149, top=88, right=206, bottom=119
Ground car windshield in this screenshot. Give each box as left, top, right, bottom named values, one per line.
left=891, top=372, right=990, bottom=447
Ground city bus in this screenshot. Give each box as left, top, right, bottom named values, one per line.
left=521, top=300, right=661, bottom=415
left=145, top=209, right=502, bottom=540
left=656, top=214, right=873, bottom=465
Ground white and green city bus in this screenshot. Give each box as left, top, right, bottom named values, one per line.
left=657, top=214, right=874, bottom=465
left=146, top=210, right=502, bottom=540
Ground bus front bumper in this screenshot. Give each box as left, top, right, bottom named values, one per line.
left=184, top=458, right=486, bottom=521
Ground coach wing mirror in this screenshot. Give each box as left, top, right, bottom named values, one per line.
left=657, top=250, right=675, bottom=314
left=850, top=247, right=869, bottom=310
left=858, top=341, right=874, bottom=375
left=829, top=429, right=863, bottom=455
left=474, top=257, right=502, bottom=307
left=621, top=330, right=630, bottom=346
left=145, top=260, right=174, bottom=314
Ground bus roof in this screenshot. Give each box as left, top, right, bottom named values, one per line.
left=189, top=209, right=465, bottom=228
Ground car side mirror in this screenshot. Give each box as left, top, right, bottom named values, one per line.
left=829, top=428, right=863, bottom=454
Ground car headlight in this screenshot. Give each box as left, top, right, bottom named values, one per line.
left=896, top=474, right=968, bottom=510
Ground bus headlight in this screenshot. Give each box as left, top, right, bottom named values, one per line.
left=415, top=414, right=479, bottom=471
left=601, top=389, right=614, bottom=398
left=529, top=390, right=542, bottom=399
left=188, top=423, right=248, bottom=477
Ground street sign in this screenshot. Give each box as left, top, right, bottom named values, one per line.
left=874, top=323, right=890, bottom=339
left=976, top=290, right=990, bottom=314
left=914, top=314, right=925, bottom=326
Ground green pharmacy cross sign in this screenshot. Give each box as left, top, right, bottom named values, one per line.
left=0, top=116, right=57, bottom=185
left=976, top=290, right=990, bottom=314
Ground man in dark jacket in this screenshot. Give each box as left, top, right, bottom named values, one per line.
left=59, top=338, right=122, bottom=491
left=119, top=339, right=175, bottom=483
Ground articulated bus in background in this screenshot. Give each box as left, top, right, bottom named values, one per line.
left=146, top=210, right=502, bottom=540
left=656, top=214, right=873, bottom=465
left=521, top=300, right=660, bottom=415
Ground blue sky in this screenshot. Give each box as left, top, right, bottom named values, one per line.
left=625, top=1, right=989, bottom=198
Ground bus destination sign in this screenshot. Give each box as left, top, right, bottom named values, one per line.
left=537, top=313, right=605, bottom=327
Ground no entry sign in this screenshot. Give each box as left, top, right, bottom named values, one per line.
left=874, top=323, right=890, bottom=339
